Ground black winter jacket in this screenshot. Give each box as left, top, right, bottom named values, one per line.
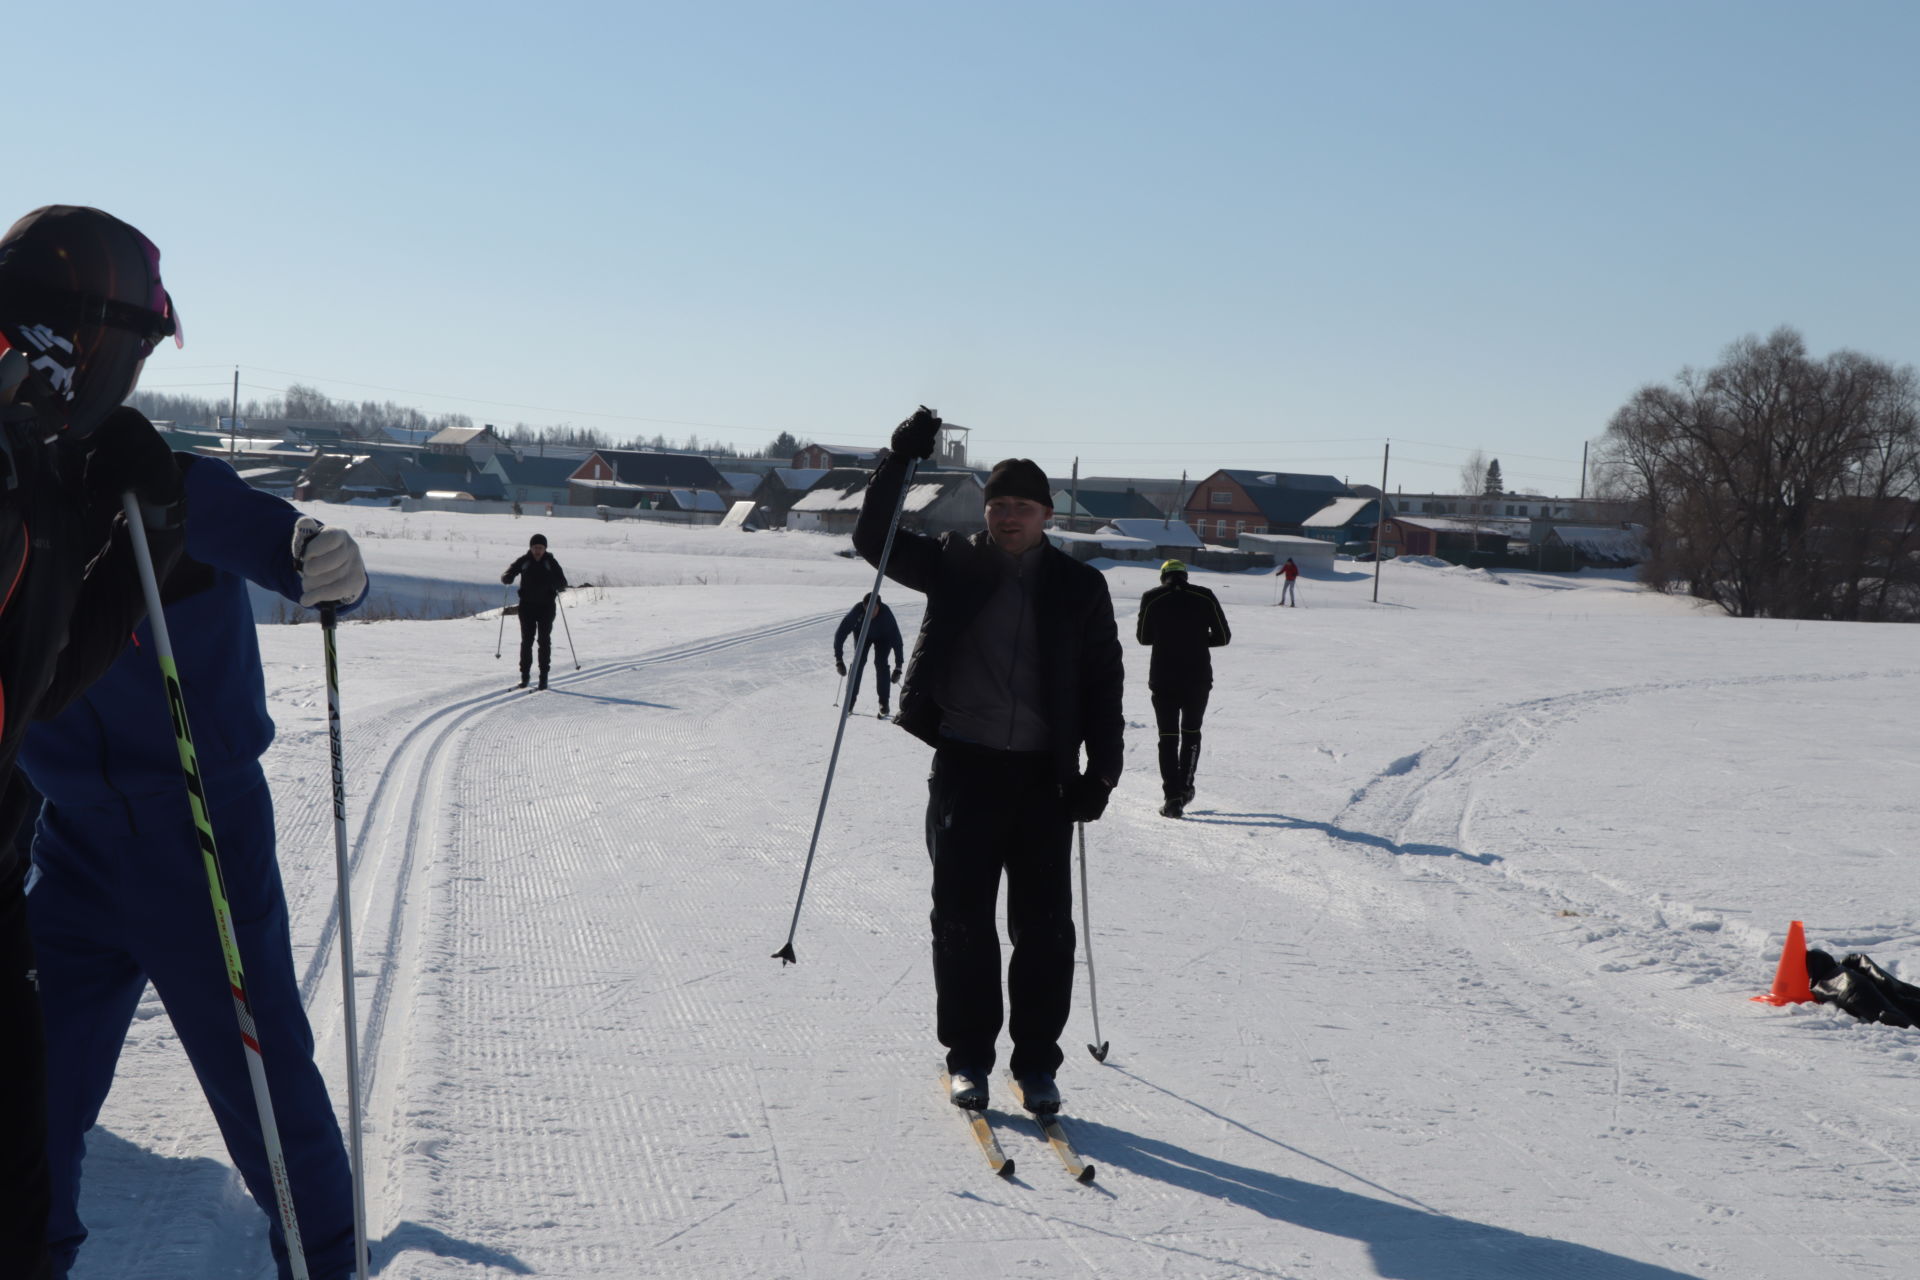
left=853, top=454, right=1124, bottom=786
left=503, top=552, right=568, bottom=610
left=1135, top=579, right=1231, bottom=689
left=0, top=427, right=183, bottom=883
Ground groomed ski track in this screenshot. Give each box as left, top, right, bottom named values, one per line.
left=65, top=583, right=1920, bottom=1278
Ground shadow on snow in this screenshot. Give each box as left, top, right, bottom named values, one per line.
left=73, top=1129, right=530, bottom=1278
left=1068, top=1073, right=1701, bottom=1280
left=1180, top=811, right=1501, bottom=865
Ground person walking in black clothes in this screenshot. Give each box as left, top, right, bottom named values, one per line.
left=1136, top=559, right=1231, bottom=818
left=856, top=407, right=1124, bottom=1117
left=833, top=593, right=904, bottom=718
left=1, top=205, right=189, bottom=1280
left=501, top=532, right=567, bottom=689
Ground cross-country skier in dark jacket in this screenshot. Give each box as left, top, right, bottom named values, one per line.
left=1135, top=559, right=1231, bottom=817
left=502, top=532, right=568, bottom=689
left=855, top=407, right=1124, bottom=1118
left=21, top=453, right=367, bottom=1280
left=833, top=593, right=904, bottom=717
left=0, top=205, right=189, bottom=1280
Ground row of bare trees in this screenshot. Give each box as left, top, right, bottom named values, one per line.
left=1596, top=328, right=1920, bottom=620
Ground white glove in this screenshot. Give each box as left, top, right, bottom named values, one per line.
left=292, top=516, right=368, bottom=607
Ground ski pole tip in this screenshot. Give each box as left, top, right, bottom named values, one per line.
left=1088, top=1041, right=1109, bottom=1063
left=772, top=944, right=798, bottom=965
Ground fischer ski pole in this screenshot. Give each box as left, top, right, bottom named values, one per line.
left=123, top=493, right=311, bottom=1279
left=319, top=604, right=370, bottom=1280
left=495, top=584, right=510, bottom=659
left=774, top=458, right=918, bottom=964
left=557, top=591, right=580, bottom=670
left=1078, top=822, right=1109, bottom=1062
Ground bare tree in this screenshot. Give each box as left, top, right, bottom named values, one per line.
left=1597, top=327, right=1920, bottom=620
left=1458, top=449, right=1488, bottom=496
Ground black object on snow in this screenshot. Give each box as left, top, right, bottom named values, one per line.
left=1807, top=950, right=1920, bottom=1028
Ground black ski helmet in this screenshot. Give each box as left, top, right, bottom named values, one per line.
left=0, top=205, right=181, bottom=438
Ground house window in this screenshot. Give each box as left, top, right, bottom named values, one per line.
left=1252, top=525, right=1266, bottom=534
left=1211, top=490, right=1232, bottom=506
left=1215, top=519, right=1227, bottom=539
left=1234, top=520, right=1246, bottom=539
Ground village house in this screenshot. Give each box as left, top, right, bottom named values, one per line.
left=568, top=449, right=730, bottom=510
left=787, top=470, right=986, bottom=537
left=480, top=453, right=579, bottom=508
left=426, top=424, right=511, bottom=461
left=1182, top=469, right=1356, bottom=545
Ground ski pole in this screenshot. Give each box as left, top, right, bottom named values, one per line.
left=774, top=459, right=918, bottom=964
left=319, top=604, right=371, bottom=1280
left=123, top=494, right=311, bottom=1279
left=557, top=591, right=580, bottom=670
left=494, top=584, right=510, bottom=658
left=1078, top=822, right=1109, bottom=1062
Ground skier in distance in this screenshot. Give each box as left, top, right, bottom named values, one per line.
left=833, top=592, right=904, bottom=718
left=1135, top=559, right=1231, bottom=818
left=501, top=532, right=567, bottom=690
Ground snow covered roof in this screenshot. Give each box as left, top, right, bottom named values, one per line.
left=1301, top=497, right=1377, bottom=528
left=772, top=468, right=830, bottom=488
left=786, top=483, right=863, bottom=513
left=717, top=471, right=760, bottom=492
left=1546, top=525, right=1646, bottom=559
left=1104, top=518, right=1204, bottom=548
left=670, top=489, right=728, bottom=512
left=1391, top=515, right=1512, bottom=536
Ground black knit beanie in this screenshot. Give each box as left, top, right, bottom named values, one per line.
left=529, top=533, right=548, bottom=546
left=983, top=458, right=1052, bottom=507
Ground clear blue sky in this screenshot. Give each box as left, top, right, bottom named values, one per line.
left=18, top=0, right=1918, bottom=495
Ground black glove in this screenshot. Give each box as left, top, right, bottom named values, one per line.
left=891, top=667, right=902, bottom=684
left=500, top=572, right=514, bottom=584
left=1064, top=773, right=1114, bottom=823
left=86, top=408, right=184, bottom=531
left=835, top=658, right=847, bottom=676
left=888, top=405, right=941, bottom=461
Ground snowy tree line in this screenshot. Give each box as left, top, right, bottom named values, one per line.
left=1597, top=327, right=1920, bottom=621
left=129, top=383, right=752, bottom=458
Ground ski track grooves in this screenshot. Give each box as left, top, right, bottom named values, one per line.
left=277, top=610, right=836, bottom=1271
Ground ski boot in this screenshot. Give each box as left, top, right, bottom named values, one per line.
left=1013, top=1073, right=1061, bottom=1115
left=538, top=670, right=549, bottom=691
left=948, top=1067, right=989, bottom=1111
left=1160, top=794, right=1184, bottom=819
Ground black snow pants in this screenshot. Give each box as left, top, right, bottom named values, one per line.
left=518, top=599, right=555, bottom=680
left=1151, top=683, right=1210, bottom=801
left=925, top=744, right=1075, bottom=1080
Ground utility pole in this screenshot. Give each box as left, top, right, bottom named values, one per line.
left=1070, top=456, right=1081, bottom=535
left=1372, top=439, right=1389, bottom=604
left=229, top=367, right=240, bottom=458
left=1165, top=469, right=1186, bottom=530
left=1579, top=440, right=1589, bottom=501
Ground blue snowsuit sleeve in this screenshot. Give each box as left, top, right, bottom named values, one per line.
left=832, top=604, right=861, bottom=661
left=180, top=456, right=369, bottom=614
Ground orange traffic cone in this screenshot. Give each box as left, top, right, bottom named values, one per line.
left=1752, top=920, right=1814, bottom=1005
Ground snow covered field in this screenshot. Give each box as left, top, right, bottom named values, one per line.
left=69, top=508, right=1920, bottom=1279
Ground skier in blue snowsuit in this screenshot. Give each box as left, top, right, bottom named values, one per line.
left=19, top=453, right=369, bottom=1280
left=833, top=593, right=904, bottom=717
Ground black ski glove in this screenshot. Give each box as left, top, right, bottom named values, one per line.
left=888, top=405, right=941, bottom=461
left=835, top=658, right=847, bottom=676
left=891, top=667, right=902, bottom=684
left=1064, top=773, right=1113, bottom=823
left=86, top=407, right=184, bottom=531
